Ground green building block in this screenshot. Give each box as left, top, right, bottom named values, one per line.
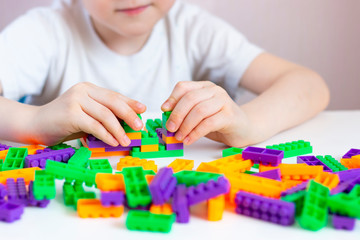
left=315, top=155, right=347, bottom=172
left=45, top=160, right=97, bottom=187
left=2, top=147, right=28, bottom=171
left=328, top=192, right=360, bottom=219
left=281, top=190, right=306, bottom=216
left=141, top=131, right=159, bottom=145
left=162, top=111, right=171, bottom=130
left=222, top=147, right=244, bottom=157
left=299, top=180, right=329, bottom=231
left=126, top=210, right=175, bottom=233
left=121, top=114, right=142, bottom=133
left=244, top=170, right=256, bottom=174
left=33, top=170, right=56, bottom=200
left=0, top=159, right=3, bottom=171
left=63, top=181, right=95, bottom=208
left=89, top=159, right=112, bottom=173
left=49, top=143, right=77, bottom=151
left=266, top=140, right=312, bottom=158
left=67, top=147, right=91, bottom=168
left=174, top=170, right=222, bottom=187
left=73, top=192, right=96, bottom=210
left=252, top=164, right=259, bottom=169
left=349, top=184, right=360, bottom=198
left=121, top=167, right=152, bottom=208
left=130, top=144, right=183, bottom=159
left=146, top=119, right=162, bottom=136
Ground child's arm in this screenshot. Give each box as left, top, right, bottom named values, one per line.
left=0, top=82, right=146, bottom=146
left=161, top=53, right=330, bottom=147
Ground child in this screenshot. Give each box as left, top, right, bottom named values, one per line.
left=0, top=0, right=329, bottom=148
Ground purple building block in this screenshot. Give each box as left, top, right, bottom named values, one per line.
left=35, top=148, right=53, bottom=154
left=25, top=148, right=75, bottom=168
left=297, top=156, right=332, bottom=172
left=0, top=200, right=25, bottom=223
left=0, top=143, right=11, bottom=151
left=149, top=167, right=177, bottom=205
left=172, top=184, right=190, bottom=223
left=161, top=128, right=176, bottom=137
left=235, top=191, right=295, bottom=226
left=331, top=176, right=360, bottom=195
left=332, top=214, right=356, bottom=231
left=156, top=128, right=166, bottom=145
left=166, top=143, right=184, bottom=151
left=104, top=146, right=132, bottom=152
left=242, top=146, right=284, bottom=166
left=87, top=135, right=141, bottom=148
left=281, top=181, right=308, bottom=197
left=253, top=169, right=281, bottom=181
left=342, top=148, right=360, bottom=159
left=0, top=184, right=7, bottom=200
left=101, top=191, right=125, bottom=207
left=28, top=181, right=50, bottom=208
left=336, top=169, right=360, bottom=182
left=187, top=176, right=230, bottom=206
left=6, top=178, right=28, bottom=205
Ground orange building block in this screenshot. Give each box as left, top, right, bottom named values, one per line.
left=162, top=135, right=182, bottom=144
left=341, top=156, right=360, bottom=169
left=282, top=179, right=304, bottom=190
left=280, top=164, right=323, bottom=181
left=208, top=194, right=225, bottom=221
left=20, top=145, right=46, bottom=155
left=168, top=158, right=194, bottom=172
left=116, top=156, right=157, bottom=172
left=126, top=132, right=142, bottom=140
left=150, top=204, right=173, bottom=215
left=146, top=175, right=155, bottom=185
left=95, top=173, right=125, bottom=191
left=197, top=162, right=222, bottom=173
left=314, top=172, right=340, bottom=190
left=0, top=167, right=41, bottom=185
left=77, top=199, right=124, bottom=218
left=80, top=137, right=129, bottom=157
left=0, top=150, right=8, bottom=160
left=140, top=144, right=159, bottom=152
left=259, top=164, right=279, bottom=172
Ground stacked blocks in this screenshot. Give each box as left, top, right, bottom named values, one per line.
left=242, top=146, right=283, bottom=166
left=266, top=140, right=312, bottom=158
left=28, top=181, right=50, bottom=208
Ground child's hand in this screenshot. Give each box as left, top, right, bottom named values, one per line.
left=161, top=81, right=252, bottom=147
left=33, top=82, right=146, bottom=146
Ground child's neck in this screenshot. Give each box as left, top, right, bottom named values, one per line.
left=92, top=20, right=150, bottom=56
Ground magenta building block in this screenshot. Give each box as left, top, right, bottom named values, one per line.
left=0, top=184, right=7, bottom=200
left=235, top=191, right=295, bottom=226
left=281, top=181, right=308, bottom=197
left=0, top=143, right=11, bottom=151
left=297, top=156, right=332, bottom=172
left=0, top=200, right=25, bottom=223
left=336, top=169, right=360, bottom=182
left=28, top=181, right=50, bottom=208
left=161, top=128, right=176, bottom=137
left=187, top=176, right=230, bottom=206
left=332, top=214, right=356, bottom=231
left=342, top=148, right=360, bottom=159
left=242, top=146, right=283, bottom=166
left=172, top=184, right=190, bottom=223
left=166, top=143, right=184, bottom=151
left=6, top=178, right=28, bottom=205
left=101, top=191, right=125, bottom=207
left=25, top=148, right=75, bottom=168
left=149, top=167, right=177, bottom=205
left=253, top=169, right=281, bottom=181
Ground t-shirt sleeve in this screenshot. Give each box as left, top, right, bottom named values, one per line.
left=0, top=9, right=57, bottom=101
left=185, top=6, right=263, bottom=98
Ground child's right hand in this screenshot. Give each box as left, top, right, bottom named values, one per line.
left=32, top=82, right=146, bottom=146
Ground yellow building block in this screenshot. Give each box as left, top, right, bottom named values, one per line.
left=259, top=164, right=279, bottom=172
left=341, top=156, right=360, bottom=169
left=77, top=199, right=124, bottom=218
left=116, top=156, right=157, bottom=172
left=20, top=145, right=46, bottom=155
left=150, top=204, right=173, bottom=215
left=280, top=163, right=323, bottom=181
left=0, top=167, right=41, bottom=185
left=197, top=154, right=253, bottom=175
left=314, top=172, right=340, bottom=190
left=126, top=132, right=142, bottom=140
left=162, top=135, right=182, bottom=144
left=95, top=173, right=125, bottom=191
left=208, top=194, right=225, bottom=221
left=140, top=144, right=159, bottom=152
left=167, top=158, right=194, bottom=172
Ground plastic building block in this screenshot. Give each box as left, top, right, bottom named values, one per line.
left=145, top=119, right=162, bottom=135
left=222, top=147, right=243, bottom=157
left=342, top=148, right=360, bottom=159
left=0, top=167, right=41, bottom=185
left=0, top=159, right=3, bottom=171
left=126, top=210, right=176, bottom=233
left=299, top=180, right=329, bottom=231
left=336, top=168, right=360, bottom=182
left=116, top=156, right=157, bottom=172
left=122, top=167, right=152, bottom=208
left=141, top=144, right=159, bottom=152
left=101, top=191, right=124, bottom=207
left=281, top=190, right=306, bottom=216
left=165, top=143, right=184, bottom=151
left=20, top=145, right=46, bottom=155
left=174, top=170, right=222, bottom=187
left=167, top=159, right=194, bottom=173
left=95, top=173, right=125, bottom=191
left=33, top=170, right=56, bottom=200
left=266, top=140, right=312, bottom=158
left=0, top=143, right=11, bottom=151
left=104, top=145, right=132, bottom=152
left=172, top=184, right=190, bottom=223
left=28, top=181, right=50, bottom=208
left=45, top=160, right=96, bottom=187
left=141, top=130, right=159, bottom=145
left=149, top=167, right=177, bottom=205
left=6, top=178, right=28, bottom=205
left=253, top=169, right=281, bottom=181
left=77, top=199, right=124, bottom=218
left=0, top=200, right=24, bottom=223
left=258, top=164, right=279, bottom=173
left=332, top=214, right=356, bottom=231
left=0, top=183, right=7, bottom=200
left=25, top=148, right=75, bottom=169
left=67, top=147, right=91, bottom=168
left=208, top=194, right=225, bottom=221
left=349, top=184, right=360, bottom=198
left=280, top=163, right=323, bottom=181
left=316, top=155, right=347, bottom=172
left=131, top=144, right=183, bottom=159
left=150, top=204, right=173, bottom=215
left=0, top=149, right=9, bottom=160
left=341, top=155, right=360, bottom=169
left=161, top=127, right=175, bottom=137
left=162, top=111, right=171, bottom=130
left=242, top=146, right=283, bottom=166
left=281, top=181, right=308, bottom=197
left=314, top=172, right=340, bottom=190
left=328, top=192, right=360, bottom=218
left=48, top=143, right=75, bottom=151
left=244, top=170, right=256, bottom=174
left=3, top=148, right=28, bottom=171
left=331, top=176, right=360, bottom=195
left=89, top=159, right=112, bottom=173
left=297, top=156, right=332, bottom=172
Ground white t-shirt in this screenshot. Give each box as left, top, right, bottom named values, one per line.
left=0, top=0, right=262, bottom=111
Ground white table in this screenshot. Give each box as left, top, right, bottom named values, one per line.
left=1, top=111, right=359, bottom=240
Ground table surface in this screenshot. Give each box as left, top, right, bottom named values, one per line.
left=1, top=110, right=359, bottom=240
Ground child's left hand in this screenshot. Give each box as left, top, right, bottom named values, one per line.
left=161, top=81, right=252, bottom=147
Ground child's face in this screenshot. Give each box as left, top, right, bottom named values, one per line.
left=82, top=0, right=175, bottom=37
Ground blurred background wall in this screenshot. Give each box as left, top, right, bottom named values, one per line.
left=1, top=0, right=359, bottom=109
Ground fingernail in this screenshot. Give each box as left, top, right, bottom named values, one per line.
left=134, top=118, right=143, bottom=129
left=162, top=102, right=170, bottom=110
left=136, top=102, right=144, bottom=109
left=123, top=136, right=131, bottom=146
left=112, top=139, right=119, bottom=146
left=175, top=132, right=183, bottom=141
left=184, top=137, right=190, bottom=145
left=167, top=121, right=176, bottom=132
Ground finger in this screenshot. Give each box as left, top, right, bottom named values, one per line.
left=161, top=81, right=214, bottom=112
left=126, top=98, right=147, bottom=114
left=175, top=97, right=224, bottom=141
left=80, top=97, right=130, bottom=146
left=166, top=87, right=215, bottom=133
left=183, top=113, right=226, bottom=145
